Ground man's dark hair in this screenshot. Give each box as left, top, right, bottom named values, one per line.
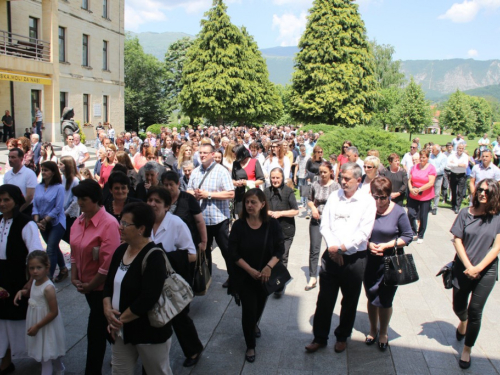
left=9, top=147, right=24, bottom=159
left=72, top=179, right=103, bottom=205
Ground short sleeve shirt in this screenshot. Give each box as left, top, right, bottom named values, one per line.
left=409, top=164, right=436, bottom=201
left=3, top=166, right=38, bottom=195
left=451, top=209, right=500, bottom=266
left=470, top=163, right=500, bottom=185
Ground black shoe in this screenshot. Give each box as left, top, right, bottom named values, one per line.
left=274, top=289, right=284, bottom=298
left=222, top=279, right=229, bottom=288
left=245, top=349, right=256, bottom=363
left=459, top=357, right=471, bottom=369
left=255, top=325, right=261, bottom=338
left=365, top=332, right=378, bottom=346
left=378, top=341, right=389, bottom=352
left=183, top=351, right=202, bottom=367
left=456, top=328, right=466, bottom=341
left=431, top=208, right=437, bottom=215
left=0, top=363, right=15, bottom=375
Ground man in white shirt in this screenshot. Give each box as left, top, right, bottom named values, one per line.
left=429, top=144, right=448, bottom=215
left=305, top=163, right=376, bottom=355
left=73, top=134, right=90, bottom=169
left=469, top=150, right=500, bottom=195
left=442, top=142, right=454, bottom=203
left=478, top=133, right=490, bottom=152
left=4, top=148, right=38, bottom=215
left=345, top=146, right=365, bottom=175
left=452, top=134, right=466, bottom=151
left=447, top=144, right=469, bottom=213
left=61, top=135, right=80, bottom=165
left=401, top=143, right=419, bottom=177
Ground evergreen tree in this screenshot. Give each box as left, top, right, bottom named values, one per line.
left=289, top=0, right=378, bottom=126
left=164, top=37, right=194, bottom=113
left=397, top=77, right=432, bottom=140
left=180, top=0, right=281, bottom=124
left=440, top=90, right=477, bottom=135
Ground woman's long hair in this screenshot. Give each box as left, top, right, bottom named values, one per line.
left=178, top=142, right=193, bottom=169
left=224, top=141, right=237, bottom=165
left=40, top=161, right=62, bottom=186
left=267, top=141, right=285, bottom=168
left=60, top=156, right=80, bottom=190
left=116, top=151, right=134, bottom=170
left=472, top=178, right=500, bottom=215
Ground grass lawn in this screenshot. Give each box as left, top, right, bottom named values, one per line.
left=394, top=133, right=479, bottom=155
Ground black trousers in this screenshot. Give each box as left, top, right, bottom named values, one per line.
left=407, top=197, right=432, bottom=239
left=2, top=125, right=13, bottom=142
left=453, top=259, right=498, bottom=347
left=84, top=291, right=110, bottom=375
left=309, top=219, right=322, bottom=278
left=171, top=303, right=203, bottom=358
left=312, top=250, right=367, bottom=344
left=275, top=236, right=294, bottom=293
left=239, top=277, right=268, bottom=349
left=450, top=172, right=466, bottom=210
left=206, top=219, right=231, bottom=276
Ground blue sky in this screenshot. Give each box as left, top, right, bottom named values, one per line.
left=125, top=0, right=500, bottom=60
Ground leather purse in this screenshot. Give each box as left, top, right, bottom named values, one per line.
left=436, top=261, right=454, bottom=289
left=192, top=249, right=212, bottom=296
left=383, top=239, right=419, bottom=286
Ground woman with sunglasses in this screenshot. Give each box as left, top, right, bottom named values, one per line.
left=407, top=149, right=436, bottom=244
left=335, top=140, right=353, bottom=181
left=364, top=177, right=413, bottom=352
left=359, top=156, right=380, bottom=194
left=263, top=141, right=290, bottom=188
left=450, top=178, right=500, bottom=369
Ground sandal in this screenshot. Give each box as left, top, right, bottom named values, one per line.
left=305, top=281, right=317, bottom=291
left=54, top=267, right=69, bottom=283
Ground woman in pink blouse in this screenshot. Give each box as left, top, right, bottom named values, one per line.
left=407, top=150, right=436, bottom=244
left=70, top=179, right=121, bottom=375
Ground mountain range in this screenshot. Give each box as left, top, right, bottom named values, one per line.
left=128, top=31, right=500, bottom=102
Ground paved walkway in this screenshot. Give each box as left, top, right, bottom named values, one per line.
left=6, top=204, right=500, bottom=375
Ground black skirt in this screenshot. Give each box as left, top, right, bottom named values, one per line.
left=363, top=251, right=398, bottom=308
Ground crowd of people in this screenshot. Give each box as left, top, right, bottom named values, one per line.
left=0, top=124, right=499, bottom=374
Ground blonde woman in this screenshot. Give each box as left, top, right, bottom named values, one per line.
left=223, top=141, right=237, bottom=172
left=263, top=141, right=291, bottom=187
left=359, top=156, right=380, bottom=194
left=177, top=143, right=199, bottom=177
left=98, top=144, right=117, bottom=187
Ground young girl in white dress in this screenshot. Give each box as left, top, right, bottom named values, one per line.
left=15, top=251, right=66, bottom=375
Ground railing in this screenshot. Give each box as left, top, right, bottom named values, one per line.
left=0, top=29, right=50, bottom=62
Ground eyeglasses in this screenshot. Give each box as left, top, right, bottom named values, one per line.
left=477, top=188, right=489, bottom=195
left=411, top=146, right=417, bottom=149
left=364, top=166, right=374, bottom=169
left=372, top=195, right=389, bottom=201
left=315, top=151, right=323, bottom=154
left=119, top=221, right=137, bottom=228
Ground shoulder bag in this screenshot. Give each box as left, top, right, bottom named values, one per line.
left=192, top=249, right=212, bottom=296
left=259, top=222, right=292, bottom=295
left=142, top=248, right=194, bottom=328
left=436, top=261, right=454, bottom=289
left=383, top=238, right=419, bottom=286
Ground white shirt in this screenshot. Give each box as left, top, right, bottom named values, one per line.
left=263, top=156, right=291, bottom=185
left=150, top=212, right=196, bottom=255
left=320, top=189, right=376, bottom=255
left=61, top=145, right=80, bottom=164
left=401, top=152, right=415, bottom=177
left=0, top=219, right=43, bottom=259
left=447, top=152, right=469, bottom=174
left=3, top=166, right=38, bottom=196
left=74, top=142, right=89, bottom=165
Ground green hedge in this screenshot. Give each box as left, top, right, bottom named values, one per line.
left=75, top=121, right=86, bottom=144
left=146, top=124, right=169, bottom=134
left=299, top=124, right=338, bottom=134
left=317, top=127, right=412, bottom=167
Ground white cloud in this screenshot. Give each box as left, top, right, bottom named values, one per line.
left=272, top=11, right=308, bottom=46
left=439, top=0, right=500, bottom=23
left=467, top=49, right=478, bottom=57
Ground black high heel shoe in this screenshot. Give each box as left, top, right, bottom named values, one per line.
left=456, top=328, right=466, bottom=341
left=459, top=357, right=471, bottom=369
left=378, top=335, right=389, bottom=352
left=365, top=332, right=379, bottom=346
left=245, top=349, right=256, bottom=363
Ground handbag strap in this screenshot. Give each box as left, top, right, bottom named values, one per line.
left=142, top=247, right=175, bottom=276
left=198, top=162, right=216, bottom=190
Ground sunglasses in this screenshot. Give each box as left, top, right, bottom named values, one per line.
left=411, top=146, right=417, bottom=149
left=315, top=151, right=323, bottom=153
left=477, top=188, right=489, bottom=195
left=364, top=166, right=374, bottom=169
left=372, top=195, right=389, bottom=201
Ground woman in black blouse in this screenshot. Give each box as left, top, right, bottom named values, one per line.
left=229, top=189, right=284, bottom=363
left=450, top=178, right=500, bottom=370
left=103, top=202, right=173, bottom=375
left=306, top=145, right=325, bottom=182
left=104, top=171, right=141, bottom=222
left=381, top=153, right=407, bottom=206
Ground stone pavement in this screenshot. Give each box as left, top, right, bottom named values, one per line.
left=7, top=204, right=500, bottom=375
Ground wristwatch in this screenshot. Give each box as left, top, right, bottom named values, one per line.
left=207, top=193, right=212, bottom=200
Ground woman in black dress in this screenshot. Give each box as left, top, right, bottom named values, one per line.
left=104, top=171, right=141, bottom=222
left=364, top=177, right=413, bottom=351
left=0, top=185, right=44, bottom=374
left=450, top=178, right=500, bottom=369
left=229, top=189, right=284, bottom=363
left=381, top=153, right=407, bottom=206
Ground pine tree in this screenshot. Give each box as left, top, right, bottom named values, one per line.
left=397, top=78, right=432, bottom=140
left=289, top=0, right=377, bottom=126
left=180, top=0, right=281, bottom=125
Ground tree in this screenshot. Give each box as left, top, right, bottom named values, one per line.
left=125, top=37, right=169, bottom=130
left=370, top=41, right=406, bottom=89
left=397, top=77, right=432, bottom=140
left=440, top=90, right=477, bottom=135
left=164, top=37, right=194, bottom=113
left=369, top=86, right=402, bottom=129
left=180, top=0, right=281, bottom=125
left=468, top=96, right=493, bottom=135
left=289, top=0, right=378, bottom=126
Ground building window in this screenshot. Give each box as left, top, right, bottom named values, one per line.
left=29, top=17, right=38, bottom=41
left=82, top=0, right=89, bottom=10
left=58, top=27, right=66, bottom=62
left=82, top=34, right=89, bottom=66
left=103, top=0, right=108, bottom=18
left=83, top=94, right=89, bottom=123
left=103, top=95, right=109, bottom=123
left=60, top=92, right=68, bottom=116
left=102, top=41, right=108, bottom=70
left=31, top=90, right=41, bottom=121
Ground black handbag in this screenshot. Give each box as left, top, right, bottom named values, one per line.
left=383, top=239, right=419, bottom=286
left=260, top=222, right=292, bottom=295
left=436, top=261, right=454, bottom=289
left=192, top=250, right=212, bottom=296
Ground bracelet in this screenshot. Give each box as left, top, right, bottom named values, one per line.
left=265, top=264, right=273, bottom=270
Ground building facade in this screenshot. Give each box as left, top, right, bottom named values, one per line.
left=0, top=0, right=124, bottom=142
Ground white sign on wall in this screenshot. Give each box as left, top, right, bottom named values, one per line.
left=94, top=104, right=102, bottom=117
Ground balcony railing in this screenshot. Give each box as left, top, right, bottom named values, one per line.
left=0, top=30, right=50, bottom=62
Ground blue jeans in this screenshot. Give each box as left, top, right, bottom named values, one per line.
left=36, top=121, right=42, bottom=140
left=298, top=177, right=307, bottom=206
left=40, top=222, right=66, bottom=278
